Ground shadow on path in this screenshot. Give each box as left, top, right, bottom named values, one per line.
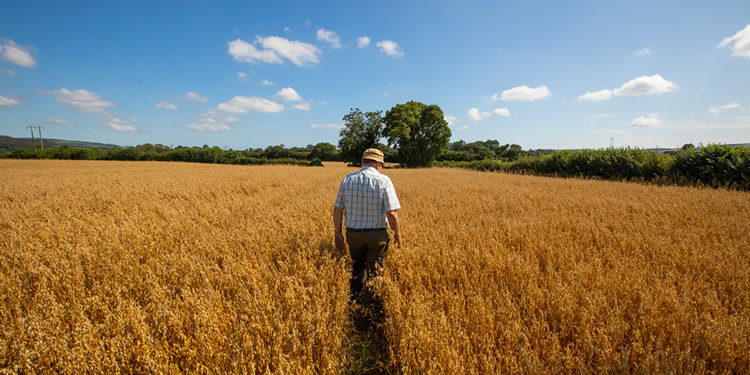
left=344, top=304, right=392, bottom=374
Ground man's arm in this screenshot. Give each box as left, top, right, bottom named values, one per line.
left=386, top=210, right=402, bottom=248
left=333, top=206, right=345, bottom=250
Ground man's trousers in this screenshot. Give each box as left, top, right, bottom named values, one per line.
left=346, top=229, right=389, bottom=307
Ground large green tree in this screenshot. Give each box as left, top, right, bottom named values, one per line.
left=338, top=108, right=384, bottom=166
left=383, top=101, right=451, bottom=167
left=309, top=142, right=339, bottom=161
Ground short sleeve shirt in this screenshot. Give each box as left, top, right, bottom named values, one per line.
left=334, top=166, right=400, bottom=229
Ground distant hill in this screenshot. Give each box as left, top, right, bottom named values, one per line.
left=0, top=135, right=119, bottom=151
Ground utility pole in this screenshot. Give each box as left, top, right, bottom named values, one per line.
left=38, top=126, right=44, bottom=149
left=25, top=125, right=44, bottom=149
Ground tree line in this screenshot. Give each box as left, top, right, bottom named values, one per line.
left=2, top=100, right=748, bottom=190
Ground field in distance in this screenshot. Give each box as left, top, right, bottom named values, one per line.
left=1, top=160, right=748, bottom=373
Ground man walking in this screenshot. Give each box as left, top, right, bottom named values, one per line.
left=333, top=148, right=402, bottom=309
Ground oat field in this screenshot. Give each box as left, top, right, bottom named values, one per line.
left=1, top=160, right=748, bottom=374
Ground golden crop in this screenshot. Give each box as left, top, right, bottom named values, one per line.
left=1, top=160, right=748, bottom=374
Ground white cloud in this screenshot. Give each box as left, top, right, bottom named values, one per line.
left=106, top=118, right=137, bottom=132
left=500, top=85, right=551, bottom=101
left=45, top=118, right=72, bottom=125
left=613, top=74, right=677, bottom=96
left=635, top=47, right=652, bottom=56
left=260, top=79, right=274, bottom=86
left=50, top=88, right=115, bottom=114
left=458, top=125, right=469, bottom=131
left=228, top=36, right=321, bottom=67
left=1, top=69, right=17, bottom=78
left=185, top=110, right=236, bottom=132
left=577, top=89, right=613, bottom=102
left=186, top=121, right=231, bottom=132
left=237, top=72, right=249, bottom=82
left=284, top=26, right=291, bottom=32
left=631, top=113, right=661, bottom=127
left=275, top=87, right=302, bottom=101
left=317, top=28, right=342, bottom=49
left=155, top=101, right=178, bottom=110
left=492, top=108, right=510, bottom=117
left=217, top=96, right=284, bottom=113
left=293, top=102, right=311, bottom=111
left=489, top=94, right=501, bottom=101
left=228, top=38, right=282, bottom=64
left=47, top=87, right=138, bottom=132
left=357, top=36, right=371, bottom=48
left=0, top=39, right=36, bottom=67
left=310, top=123, right=343, bottom=129
left=717, top=24, right=750, bottom=60
left=467, top=107, right=482, bottom=121
left=444, top=115, right=457, bottom=127
left=0, top=95, right=19, bottom=106
left=468, top=107, right=510, bottom=121
left=376, top=40, right=403, bottom=57
left=186, top=91, right=208, bottom=103
left=708, top=102, right=740, bottom=114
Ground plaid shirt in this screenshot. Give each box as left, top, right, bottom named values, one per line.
left=334, top=166, right=401, bottom=229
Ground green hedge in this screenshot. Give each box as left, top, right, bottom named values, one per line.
left=436, top=145, right=750, bottom=190
left=5, top=146, right=310, bottom=167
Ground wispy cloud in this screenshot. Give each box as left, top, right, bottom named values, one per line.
left=444, top=115, right=457, bottom=127
left=717, top=24, right=750, bottom=60
left=260, top=79, right=274, bottom=86
left=293, top=102, right=311, bottom=111
left=317, top=28, right=342, bottom=49
left=578, top=89, right=613, bottom=102
left=635, top=47, right=652, bottom=56
left=499, top=85, right=551, bottom=102
left=47, top=87, right=136, bottom=132
left=217, top=96, right=284, bottom=113
left=50, top=88, right=115, bottom=114
left=468, top=107, right=510, bottom=121
left=310, top=123, right=343, bottom=129
left=186, top=91, right=208, bottom=103
left=185, top=110, right=235, bottom=132
left=228, top=36, right=321, bottom=67
left=106, top=118, right=137, bottom=132
left=709, top=102, right=741, bottom=114
left=357, top=36, right=370, bottom=48
left=631, top=113, right=662, bottom=127
left=1, top=69, right=17, bottom=78
left=0, top=39, right=36, bottom=67
left=155, top=101, right=178, bottom=110
left=45, top=118, right=72, bottom=125
left=0, top=95, right=20, bottom=106
left=237, top=71, right=249, bottom=82
left=376, top=40, right=403, bottom=57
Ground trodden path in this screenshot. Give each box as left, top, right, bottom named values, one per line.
left=344, top=305, right=392, bottom=374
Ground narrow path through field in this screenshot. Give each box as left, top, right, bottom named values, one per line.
left=344, top=305, right=391, bottom=374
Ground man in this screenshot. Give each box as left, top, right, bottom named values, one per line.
left=333, top=148, right=402, bottom=308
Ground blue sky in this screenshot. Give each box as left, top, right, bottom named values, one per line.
left=1, top=1, right=749, bottom=149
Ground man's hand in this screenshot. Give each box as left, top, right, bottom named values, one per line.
left=334, top=232, right=345, bottom=251
left=393, top=232, right=402, bottom=248
left=333, top=206, right=345, bottom=250
left=386, top=210, right=402, bottom=249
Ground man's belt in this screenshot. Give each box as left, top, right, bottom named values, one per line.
left=346, top=227, right=387, bottom=233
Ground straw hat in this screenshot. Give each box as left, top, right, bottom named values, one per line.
left=362, top=148, right=385, bottom=163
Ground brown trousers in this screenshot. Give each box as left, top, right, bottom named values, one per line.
left=346, top=229, right=389, bottom=306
